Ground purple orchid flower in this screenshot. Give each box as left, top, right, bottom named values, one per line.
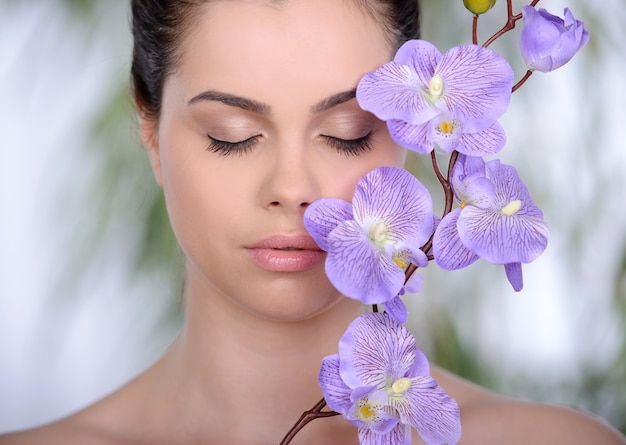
left=356, top=39, right=513, bottom=156
left=432, top=155, right=549, bottom=291
left=319, top=312, right=461, bottom=445
left=520, top=6, right=589, bottom=73
left=304, top=167, right=433, bottom=318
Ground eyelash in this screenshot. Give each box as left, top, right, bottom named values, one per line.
left=205, top=131, right=374, bottom=157
left=206, top=135, right=260, bottom=157
left=322, top=131, right=373, bottom=157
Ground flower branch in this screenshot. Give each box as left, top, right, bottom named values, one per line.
left=512, top=70, right=533, bottom=92
left=472, top=15, right=479, bottom=45
left=481, top=3, right=518, bottom=48
left=288, top=2, right=589, bottom=444
left=279, top=399, right=340, bottom=445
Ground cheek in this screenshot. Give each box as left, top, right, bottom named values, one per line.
left=324, top=137, right=406, bottom=201
left=376, top=129, right=407, bottom=167
left=157, top=140, right=242, bottom=252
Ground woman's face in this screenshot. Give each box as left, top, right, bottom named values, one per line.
left=145, top=0, right=406, bottom=321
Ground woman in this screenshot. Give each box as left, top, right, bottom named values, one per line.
left=1, top=0, right=624, bottom=443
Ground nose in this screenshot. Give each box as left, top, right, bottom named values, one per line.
left=259, top=147, right=320, bottom=213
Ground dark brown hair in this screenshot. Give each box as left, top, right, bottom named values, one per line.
left=130, top=0, right=420, bottom=119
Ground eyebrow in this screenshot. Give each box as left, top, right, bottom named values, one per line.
left=310, top=89, right=357, bottom=114
left=187, top=88, right=358, bottom=115
left=188, top=90, right=270, bottom=115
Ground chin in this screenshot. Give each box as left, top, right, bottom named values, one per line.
left=247, top=285, right=348, bottom=323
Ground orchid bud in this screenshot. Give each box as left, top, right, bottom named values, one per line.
left=463, top=0, right=496, bottom=15
left=520, top=6, right=589, bottom=73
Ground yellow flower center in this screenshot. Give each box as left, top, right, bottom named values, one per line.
left=440, top=120, right=454, bottom=134
left=501, top=199, right=522, bottom=216
left=393, top=256, right=407, bottom=269
left=391, top=378, right=412, bottom=395
left=429, top=74, right=444, bottom=99
left=358, top=403, right=376, bottom=420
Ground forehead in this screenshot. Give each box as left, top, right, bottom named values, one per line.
left=169, top=0, right=393, bottom=110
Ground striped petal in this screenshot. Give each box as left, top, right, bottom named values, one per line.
left=457, top=206, right=549, bottom=264
left=326, top=220, right=404, bottom=304
left=357, top=62, right=439, bottom=124
left=392, top=376, right=462, bottom=445
left=387, top=119, right=433, bottom=154
left=437, top=45, right=514, bottom=126
left=456, top=121, right=507, bottom=157
left=318, top=354, right=352, bottom=414
left=304, top=198, right=353, bottom=251
left=359, top=423, right=411, bottom=445
left=432, top=210, right=480, bottom=270
left=353, top=167, right=433, bottom=248
left=338, top=313, right=417, bottom=389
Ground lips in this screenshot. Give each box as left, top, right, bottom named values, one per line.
left=246, top=235, right=325, bottom=272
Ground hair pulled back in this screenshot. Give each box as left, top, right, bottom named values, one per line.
left=130, top=0, right=420, bottom=119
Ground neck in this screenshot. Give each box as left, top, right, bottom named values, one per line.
left=162, top=270, right=364, bottom=444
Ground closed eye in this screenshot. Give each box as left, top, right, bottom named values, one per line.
left=322, top=131, right=373, bottom=157
left=206, top=134, right=261, bottom=156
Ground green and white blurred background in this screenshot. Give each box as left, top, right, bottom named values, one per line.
left=1, top=0, right=624, bottom=434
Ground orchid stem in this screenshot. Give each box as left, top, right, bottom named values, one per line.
left=430, top=150, right=446, bottom=187
left=472, top=15, right=479, bottom=45
left=431, top=150, right=458, bottom=218
left=416, top=150, right=459, bottom=268
left=279, top=398, right=340, bottom=445
left=482, top=0, right=519, bottom=48
left=444, top=151, right=459, bottom=216
left=512, top=70, right=533, bottom=92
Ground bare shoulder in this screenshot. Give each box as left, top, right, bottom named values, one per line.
left=0, top=416, right=117, bottom=445
left=0, top=362, right=178, bottom=445
left=462, top=394, right=625, bottom=445
left=433, top=367, right=626, bottom=445
left=0, top=381, right=145, bottom=445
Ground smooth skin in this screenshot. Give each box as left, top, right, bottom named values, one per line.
left=1, top=0, right=624, bottom=444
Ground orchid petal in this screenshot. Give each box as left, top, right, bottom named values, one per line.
left=520, top=6, right=589, bottom=73
left=339, top=313, right=417, bottom=389
left=432, top=210, right=480, bottom=270
left=457, top=206, right=549, bottom=264
left=358, top=423, right=411, bottom=445
left=452, top=169, right=496, bottom=210
left=357, top=62, right=439, bottom=124
left=456, top=121, right=507, bottom=157
left=353, top=167, right=434, bottom=247
left=346, top=391, right=396, bottom=431
left=393, top=39, right=442, bottom=87
left=350, top=385, right=382, bottom=404
left=451, top=155, right=492, bottom=206
left=318, top=355, right=352, bottom=414
left=454, top=159, right=550, bottom=264
left=407, top=344, right=430, bottom=377
left=404, top=272, right=424, bottom=295
left=382, top=296, right=408, bottom=324
left=387, top=119, right=434, bottom=154
left=430, top=114, right=462, bottom=153
left=304, top=198, right=353, bottom=251
left=357, top=40, right=445, bottom=125
left=392, top=376, right=462, bottom=445
left=452, top=153, right=486, bottom=182
left=326, top=220, right=404, bottom=303
left=437, top=45, right=514, bottom=125
left=505, top=262, right=524, bottom=291
left=485, top=160, right=543, bottom=217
